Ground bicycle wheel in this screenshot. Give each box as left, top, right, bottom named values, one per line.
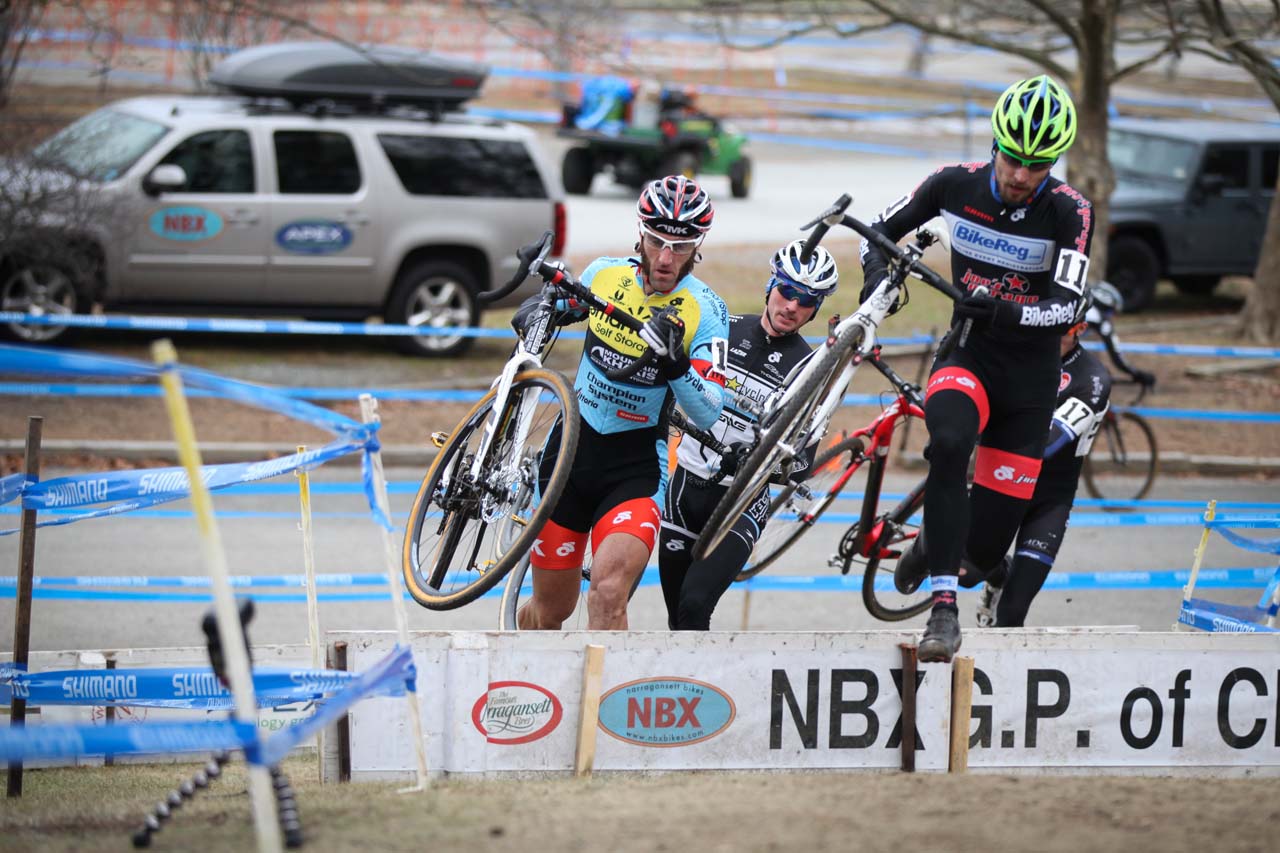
left=851, top=484, right=932, bottom=622
left=693, top=322, right=865, bottom=561
left=403, top=369, right=579, bottom=610
left=737, top=434, right=866, bottom=581
left=1082, top=411, right=1158, bottom=505
left=498, top=551, right=597, bottom=630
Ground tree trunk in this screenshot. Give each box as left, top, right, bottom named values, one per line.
left=1066, top=0, right=1116, bottom=283
left=1240, top=176, right=1280, bottom=343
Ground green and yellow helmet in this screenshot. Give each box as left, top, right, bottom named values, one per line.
left=990, top=75, right=1078, bottom=163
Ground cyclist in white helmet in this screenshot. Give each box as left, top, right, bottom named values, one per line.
left=659, top=240, right=839, bottom=629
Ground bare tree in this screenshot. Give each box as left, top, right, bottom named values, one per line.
left=169, top=0, right=302, bottom=91
left=467, top=1, right=630, bottom=103
left=1147, top=0, right=1280, bottom=340
left=0, top=0, right=51, bottom=111
left=713, top=1, right=1187, bottom=279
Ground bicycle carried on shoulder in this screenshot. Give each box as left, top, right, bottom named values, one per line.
left=733, top=345, right=934, bottom=620
left=690, top=194, right=965, bottom=565
left=402, top=232, right=663, bottom=609
left=496, top=406, right=734, bottom=629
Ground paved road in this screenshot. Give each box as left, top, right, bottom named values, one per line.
left=554, top=138, right=946, bottom=258
left=4, top=466, right=1274, bottom=654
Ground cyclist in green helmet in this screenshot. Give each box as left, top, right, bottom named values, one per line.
left=859, top=74, right=1093, bottom=662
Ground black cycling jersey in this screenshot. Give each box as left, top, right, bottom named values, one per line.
left=675, top=312, right=818, bottom=482
left=864, top=159, right=1096, bottom=609
left=1040, top=341, right=1113, bottom=493
left=987, top=340, right=1113, bottom=627
left=660, top=313, right=816, bottom=630
left=862, top=160, right=1094, bottom=349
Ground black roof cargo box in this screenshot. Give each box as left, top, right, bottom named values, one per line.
left=208, top=41, right=487, bottom=111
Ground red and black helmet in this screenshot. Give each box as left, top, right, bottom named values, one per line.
left=636, top=175, right=714, bottom=240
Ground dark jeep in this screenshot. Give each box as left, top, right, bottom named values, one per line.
left=1105, top=118, right=1280, bottom=311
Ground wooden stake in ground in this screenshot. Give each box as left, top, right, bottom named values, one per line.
left=949, top=656, right=975, bottom=773
left=898, top=642, right=917, bottom=773
left=153, top=339, right=283, bottom=853
left=296, top=444, right=324, bottom=784
left=359, top=394, right=430, bottom=792
left=7, top=415, right=42, bottom=799
left=575, top=644, right=607, bottom=777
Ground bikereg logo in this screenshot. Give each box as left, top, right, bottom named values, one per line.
left=471, top=681, right=563, bottom=745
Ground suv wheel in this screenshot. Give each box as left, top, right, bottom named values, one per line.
left=1106, top=235, right=1160, bottom=312
left=1, top=259, right=83, bottom=344
left=729, top=156, right=752, bottom=199
left=1172, top=275, right=1220, bottom=296
left=387, top=259, right=480, bottom=358
left=562, top=147, right=595, bottom=195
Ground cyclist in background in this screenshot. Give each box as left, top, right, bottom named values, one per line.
left=514, top=175, right=730, bottom=631
left=1086, top=281, right=1157, bottom=390
left=964, top=293, right=1113, bottom=626
left=659, top=241, right=839, bottom=630
left=861, top=75, right=1093, bottom=661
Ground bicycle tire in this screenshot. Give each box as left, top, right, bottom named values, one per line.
left=1082, top=411, right=1158, bottom=505
left=692, top=322, right=866, bottom=561
left=498, top=553, right=533, bottom=629
left=499, top=553, right=610, bottom=630
left=858, top=489, right=932, bottom=621
left=403, top=369, right=578, bottom=610
left=736, top=434, right=866, bottom=581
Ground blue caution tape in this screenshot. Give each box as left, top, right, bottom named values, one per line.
left=0, top=316, right=935, bottom=348
left=0, top=645, right=414, bottom=765
left=0, top=344, right=392, bottom=533
left=0, top=473, right=30, bottom=506
left=257, top=644, right=415, bottom=767
left=0, top=567, right=1273, bottom=603
left=0, top=344, right=373, bottom=440
left=3, top=379, right=1276, bottom=423
left=0, top=665, right=368, bottom=709
left=1178, top=598, right=1278, bottom=633
left=0, top=718, right=258, bottom=763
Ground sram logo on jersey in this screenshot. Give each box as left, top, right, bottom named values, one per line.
left=1019, top=301, right=1078, bottom=327
left=949, top=219, right=1051, bottom=272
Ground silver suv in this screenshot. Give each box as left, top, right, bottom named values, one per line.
left=0, top=44, right=566, bottom=357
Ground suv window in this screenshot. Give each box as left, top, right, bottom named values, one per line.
left=32, top=108, right=169, bottom=183
left=1201, top=146, right=1250, bottom=190
left=377, top=134, right=547, bottom=199
left=158, top=130, right=254, bottom=193
left=1262, top=146, right=1278, bottom=193
left=274, top=130, right=361, bottom=194
left=1108, top=128, right=1197, bottom=182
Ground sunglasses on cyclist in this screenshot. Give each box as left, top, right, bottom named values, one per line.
left=641, top=230, right=700, bottom=256
left=995, top=143, right=1056, bottom=171
left=771, top=279, right=823, bottom=308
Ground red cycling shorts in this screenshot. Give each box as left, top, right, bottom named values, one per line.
left=530, top=497, right=661, bottom=571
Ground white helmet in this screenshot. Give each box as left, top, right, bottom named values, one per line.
left=768, top=240, right=839, bottom=307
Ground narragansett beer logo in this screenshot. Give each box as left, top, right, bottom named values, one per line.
left=471, top=681, right=563, bottom=745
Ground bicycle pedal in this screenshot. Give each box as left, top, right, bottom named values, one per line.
left=430, top=431, right=450, bottom=448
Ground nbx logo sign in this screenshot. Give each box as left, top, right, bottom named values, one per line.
left=769, top=668, right=926, bottom=750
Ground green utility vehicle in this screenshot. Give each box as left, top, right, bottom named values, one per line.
left=557, top=81, right=752, bottom=198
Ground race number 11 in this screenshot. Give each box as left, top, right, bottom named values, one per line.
left=1054, top=249, right=1089, bottom=295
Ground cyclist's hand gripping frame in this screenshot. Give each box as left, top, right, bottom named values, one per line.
left=485, top=230, right=665, bottom=383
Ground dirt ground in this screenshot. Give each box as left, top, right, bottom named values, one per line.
left=3, top=756, right=1279, bottom=853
